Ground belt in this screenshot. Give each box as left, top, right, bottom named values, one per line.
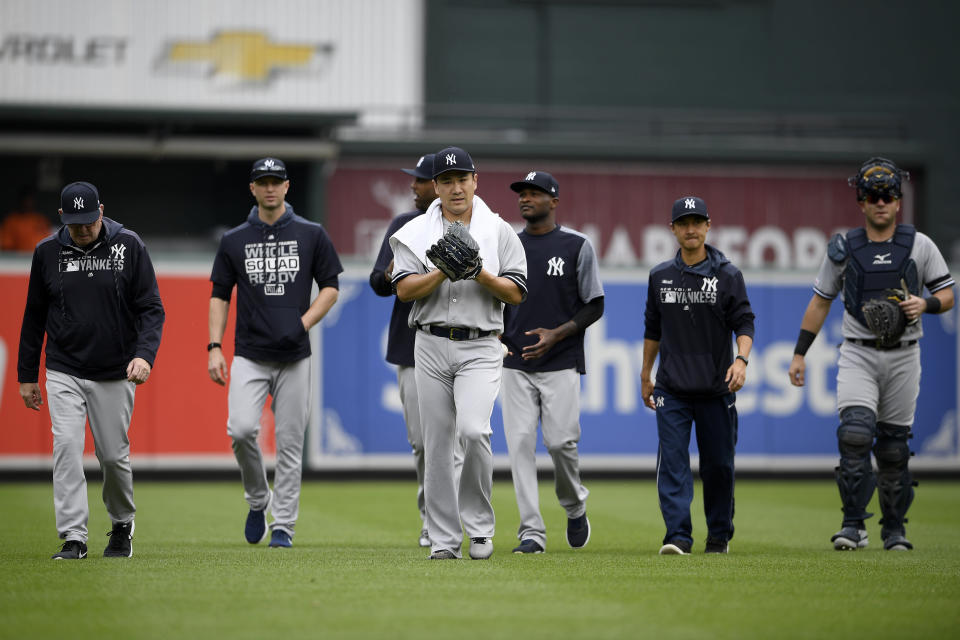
left=419, top=325, right=496, bottom=341
left=847, top=338, right=918, bottom=350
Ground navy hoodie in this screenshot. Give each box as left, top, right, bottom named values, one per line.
left=18, top=217, right=165, bottom=382
left=210, top=204, right=342, bottom=362
left=644, top=244, right=755, bottom=397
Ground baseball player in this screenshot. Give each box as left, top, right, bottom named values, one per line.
left=18, top=181, right=165, bottom=559
left=389, top=146, right=527, bottom=560
left=641, top=196, right=755, bottom=555
left=369, top=153, right=463, bottom=548
left=788, top=157, right=954, bottom=551
left=500, top=170, right=604, bottom=554
left=208, top=157, right=342, bottom=548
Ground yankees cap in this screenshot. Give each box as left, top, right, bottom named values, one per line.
left=401, top=154, right=435, bottom=180
left=433, top=147, right=475, bottom=178
left=671, top=196, right=710, bottom=222
left=60, top=181, right=101, bottom=225
left=510, top=170, right=559, bottom=198
left=250, top=157, right=288, bottom=182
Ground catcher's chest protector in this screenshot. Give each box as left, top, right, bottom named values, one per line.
left=842, top=224, right=920, bottom=326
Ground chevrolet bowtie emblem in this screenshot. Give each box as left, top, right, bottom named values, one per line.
left=163, top=31, right=334, bottom=83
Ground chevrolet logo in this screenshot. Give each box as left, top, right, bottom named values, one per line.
left=162, top=31, right=334, bottom=83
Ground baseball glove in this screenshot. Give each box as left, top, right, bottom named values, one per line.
left=861, top=291, right=907, bottom=347
left=425, top=221, right=482, bottom=281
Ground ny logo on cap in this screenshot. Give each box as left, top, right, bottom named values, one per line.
left=445, top=153, right=457, bottom=166
left=684, top=198, right=696, bottom=209
left=417, top=156, right=426, bottom=167
left=262, top=159, right=276, bottom=169
left=525, top=171, right=537, bottom=181
left=74, top=197, right=84, bottom=210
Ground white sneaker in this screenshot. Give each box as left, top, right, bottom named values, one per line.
left=418, top=528, right=431, bottom=548
left=468, top=537, right=493, bottom=560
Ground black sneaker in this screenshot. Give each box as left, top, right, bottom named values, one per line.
left=705, top=538, right=729, bottom=554
left=566, top=514, right=591, bottom=549
left=103, top=521, right=134, bottom=558
left=52, top=540, right=87, bottom=560
left=512, top=539, right=545, bottom=554
left=883, top=533, right=913, bottom=551
left=659, top=539, right=692, bottom=555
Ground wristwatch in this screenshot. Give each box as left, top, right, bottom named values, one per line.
left=207, top=342, right=222, bottom=351
left=736, top=354, right=749, bottom=366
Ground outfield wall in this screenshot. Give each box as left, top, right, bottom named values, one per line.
left=0, top=262, right=957, bottom=472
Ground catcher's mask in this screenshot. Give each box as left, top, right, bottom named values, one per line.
left=848, top=157, right=909, bottom=203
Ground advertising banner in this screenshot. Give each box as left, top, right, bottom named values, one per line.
left=1, top=266, right=956, bottom=471
left=0, top=0, right=422, bottom=126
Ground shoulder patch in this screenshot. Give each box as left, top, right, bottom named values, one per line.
left=827, top=233, right=848, bottom=263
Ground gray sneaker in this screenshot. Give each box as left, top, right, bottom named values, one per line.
left=883, top=534, right=913, bottom=551
left=429, top=549, right=458, bottom=560
left=831, top=525, right=868, bottom=551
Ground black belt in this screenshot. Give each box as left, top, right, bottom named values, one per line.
left=420, top=325, right=496, bottom=341
left=847, top=338, right=918, bottom=350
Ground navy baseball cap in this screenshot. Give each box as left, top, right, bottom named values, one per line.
left=401, top=154, right=435, bottom=180
left=433, top=147, right=475, bottom=178
left=671, top=196, right=710, bottom=222
left=60, top=181, right=101, bottom=224
left=250, top=157, right=288, bottom=182
left=510, top=170, right=559, bottom=198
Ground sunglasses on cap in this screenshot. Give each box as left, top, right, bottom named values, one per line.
left=862, top=191, right=900, bottom=204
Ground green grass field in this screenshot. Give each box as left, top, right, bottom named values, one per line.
left=1, top=479, right=958, bottom=639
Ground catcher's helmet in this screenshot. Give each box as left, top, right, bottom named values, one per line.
left=848, top=157, right=909, bottom=201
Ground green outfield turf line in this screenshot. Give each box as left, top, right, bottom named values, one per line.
left=1, top=479, right=958, bottom=639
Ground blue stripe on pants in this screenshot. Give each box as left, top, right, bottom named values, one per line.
left=655, top=389, right=738, bottom=545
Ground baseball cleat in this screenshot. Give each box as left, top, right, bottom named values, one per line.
left=659, top=539, right=692, bottom=555
left=244, top=492, right=272, bottom=544
left=418, top=528, right=431, bottom=548
left=429, top=549, right=458, bottom=560
left=566, top=514, right=590, bottom=549
left=268, top=529, right=293, bottom=548
left=103, top=521, right=135, bottom=558
left=468, top=537, right=493, bottom=560
left=705, top=538, right=729, bottom=554
left=52, top=540, right=87, bottom=560
left=883, top=534, right=913, bottom=551
left=512, top=539, right=544, bottom=554
left=831, top=526, right=868, bottom=551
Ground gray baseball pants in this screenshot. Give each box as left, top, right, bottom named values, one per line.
left=228, top=355, right=311, bottom=536
left=837, top=341, right=920, bottom=423
left=46, top=369, right=136, bottom=543
left=415, top=331, right=501, bottom=557
left=501, top=367, right=589, bottom=549
left=398, top=364, right=464, bottom=530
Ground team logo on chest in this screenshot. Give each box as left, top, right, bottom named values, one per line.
left=701, top=277, right=718, bottom=292
left=546, top=256, right=565, bottom=276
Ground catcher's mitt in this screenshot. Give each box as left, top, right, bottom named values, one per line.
left=426, top=221, right=482, bottom=281
left=861, top=289, right=907, bottom=347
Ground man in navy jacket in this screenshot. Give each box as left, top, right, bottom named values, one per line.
left=208, top=157, right=342, bottom=549
left=641, top=196, right=755, bottom=555
left=18, top=181, right=165, bottom=560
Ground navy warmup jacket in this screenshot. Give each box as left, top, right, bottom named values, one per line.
left=18, top=217, right=165, bottom=382
left=644, top=245, right=755, bottom=397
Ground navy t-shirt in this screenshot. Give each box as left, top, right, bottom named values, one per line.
left=503, top=225, right=604, bottom=374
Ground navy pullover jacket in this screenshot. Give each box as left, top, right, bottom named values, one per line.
left=18, top=217, right=165, bottom=382
left=644, top=244, right=755, bottom=397
left=369, top=209, right=424, bottom=367
left=210, top=204, right=342, bottom=362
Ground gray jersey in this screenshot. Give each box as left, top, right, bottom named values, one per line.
left=813, top=230, right=954, bottom=340
left=392, top=215, right=527, bottom=332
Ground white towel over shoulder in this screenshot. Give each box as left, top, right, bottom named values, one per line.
left=389, top=195, right=502, bottom=275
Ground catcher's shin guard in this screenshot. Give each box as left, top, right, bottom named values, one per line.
left=874, top=422, right=916, bottom=538
left=835, top=406, right=877, bottom=524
